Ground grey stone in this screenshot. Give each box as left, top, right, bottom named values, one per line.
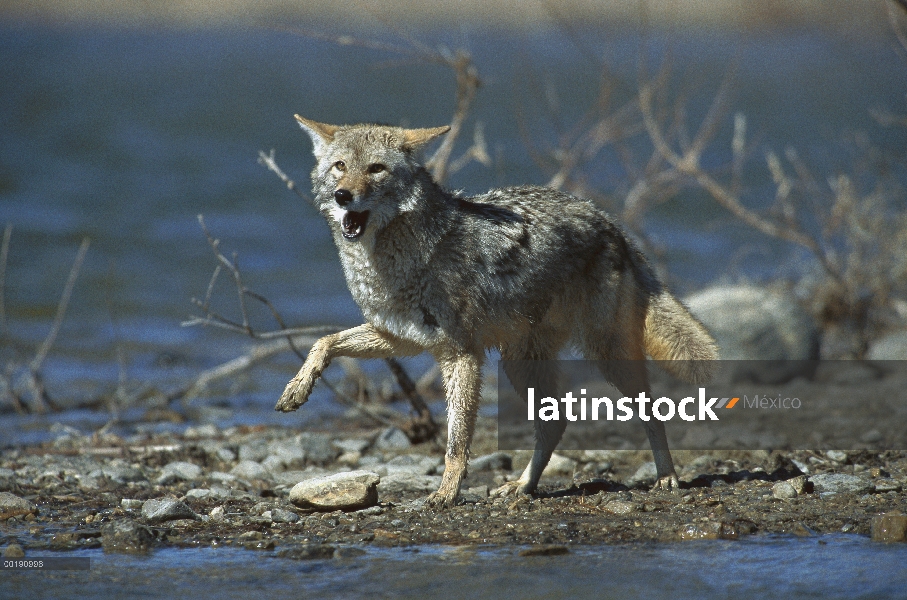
left=809, top=473, right=873, bottom=495
left=381, top=454, right=442, bottom=476
left=101, top=461, right=146, bottom=483
left=2, top=543, right=24, bottom=558
left=270, top=508, right=300, bottom=523
left=120, top=499, right=144, bottom=510
left=184, top=424, right=219, bottom=439
left=0, top=468, right=16, bottom=491
left=267, top=439, right=307, bottom=468
left=216, top=447, right=238, bottom=463
left=157, top=461, right=203, bottom=484
left=238, top=439, right=270, bottom=462
left=261, top=455, right=288, bottom=474
left=867, top=331, right=907, bottom=360
left=333, top=438, right=371, bottom=454
left=603, top=500, right=639, bottom=515
left=685, top=285, right=819, bottom=361
left=0, top=492, right=36, bottom=518
left=542, top=453, right=577, bottom=476
left=230, top=460, right=270, bottom=481
left=271, top=469, right=328, bottom=487
left=141, top=498, right=198, bottom=523
left=376, top=473, right=441, bottom=494
left=825, top=450, right=847, bottom=463
left=101, top=520, right=155, bottom=553
left=374, top=427, right=412, bottom=451
left=626, top=462, right=658, bottom=486
left=860, top=429, right=884, bottom=444
left=470, top=452, right=512, bottom=472
left=289, top=470, right=380, bottom=511
left=208, top=471, right=239, bottom=484
left=772, top=481, right=798, bottom=499
left=297, top=433, right=339, bottom=464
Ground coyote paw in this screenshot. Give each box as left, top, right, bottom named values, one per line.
left=651, top=474, right=681, bottom=492
left=426, top=490, right=459, bottom=509
left=274, top=376, right=316, bottom=413
left=490, top=480, right=534, bottom=498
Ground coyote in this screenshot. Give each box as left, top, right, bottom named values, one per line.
left=276, top=116, right=718, bottom=507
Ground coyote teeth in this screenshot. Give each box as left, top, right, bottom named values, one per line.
left=340, top=210, right=369, bottom=240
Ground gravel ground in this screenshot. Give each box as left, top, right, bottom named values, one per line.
left=1, top=415, right=906, bottom=559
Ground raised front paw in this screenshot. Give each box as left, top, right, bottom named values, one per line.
left=652, top=474, right=681, bottom=492
left=274, top=375, right=316, bottom=412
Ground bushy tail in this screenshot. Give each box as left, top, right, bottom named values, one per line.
left=644, top=291, right=718, bottom=384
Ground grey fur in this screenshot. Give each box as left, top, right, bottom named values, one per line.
left=276, top=118, right=718, bottom=506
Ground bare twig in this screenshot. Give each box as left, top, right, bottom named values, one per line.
left=30, top=238, right=90, bottom=374
left=0, top=224, right=10, bottom=337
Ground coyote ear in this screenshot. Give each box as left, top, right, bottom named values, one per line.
left=401, top=125, right=451, bottom=151
left=294, top=115, right=340, bottom=158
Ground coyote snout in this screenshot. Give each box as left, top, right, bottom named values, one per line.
left=276, top=116, right=718, bottom=508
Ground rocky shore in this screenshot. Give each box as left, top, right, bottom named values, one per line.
left=2, top=414, right=906, bottom=560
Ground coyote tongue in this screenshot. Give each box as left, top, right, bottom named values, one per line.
left=341, top=210, right=369, bottom=240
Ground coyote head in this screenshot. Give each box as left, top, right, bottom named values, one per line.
left=295, top=116, right=449, bottom=241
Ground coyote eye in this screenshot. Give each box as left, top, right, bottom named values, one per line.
left=367, top=163, right=386, bottom=174
left=332, top=160, right=346, bottom=172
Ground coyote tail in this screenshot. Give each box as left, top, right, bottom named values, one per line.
left=644, top=291, right=718, bottom=384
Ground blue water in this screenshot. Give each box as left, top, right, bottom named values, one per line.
left=2, top=535, right=906, bottom=599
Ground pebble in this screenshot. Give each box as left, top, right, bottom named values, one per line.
left=238, top=439, right=270, bottom=462
left=99, top=462, right=146, bottom=484
left=825, top=450, right=847, bottom=462
left=381, top=454, right=442, bottom=476
left=374, top=427, right=412, bottom=451
left=157, top=461, right=203, bottom=484
left=470, top=452, right=513, bottom=472
left=2, top=543, right=25, bottom=558
left=376, top=473, right=442, bottom=495
left=333, top=438, right=370, bottom=454
left=772, top=481, right=798, bottom=499
left=0, top=491, right=37, bottom=519
left=100, top=520, right=156, bottom=553
left=870, top=512, right=907, bottom=543
left=120, top=499, right=144, bottom=510
left=808, top=473, right=873, bottom=495
left=230, top=460, right=270, bottom=481
left=0, top=468, right=16, bottom=491
left=296, top=433, right=339, bottom=463
left=542, top=453, right=578, bottom=476
left=141, top=498, right=199, bottom=523
left=625, top=462, right=657, bottom=486
left=602, top=500, right=639, bottom=515
left=267, top=439, right=307, bottom=467
left=289, top=470, right=380, bottom=511
left=269, top=508, right=300, bottom=523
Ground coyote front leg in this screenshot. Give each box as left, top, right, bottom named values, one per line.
left=427, top=352, right=483, bottom=508
left=275, top=324, right=420, bottom=412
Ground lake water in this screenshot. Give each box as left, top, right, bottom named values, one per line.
left=2, top=535, right=906, bottom=599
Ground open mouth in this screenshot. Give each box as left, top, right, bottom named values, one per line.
left=341, top=210, right=370, bottom=240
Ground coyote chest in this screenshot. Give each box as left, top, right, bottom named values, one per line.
left=337, top=240, right=441, bottom=346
